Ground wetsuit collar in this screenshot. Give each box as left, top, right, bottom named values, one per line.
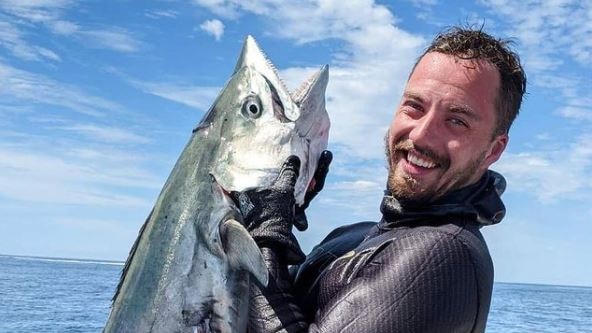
left=380, top=170, right=506, bottom=227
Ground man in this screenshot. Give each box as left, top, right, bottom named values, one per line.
left=232, top=27, right=526, bottom=333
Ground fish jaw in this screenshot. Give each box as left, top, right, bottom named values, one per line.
left=293, top=65, right=331, bottom=199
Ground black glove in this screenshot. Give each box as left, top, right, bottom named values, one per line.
left=293, top=150, right=332, bottom=231
left=231, top=155, right=305, bottom=264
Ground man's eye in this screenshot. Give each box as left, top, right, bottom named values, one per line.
left=401, top=101, right=424, bottom=116
left=449, top=118, right=469, bottom=128
left=404, top=100, right=423, bottom=110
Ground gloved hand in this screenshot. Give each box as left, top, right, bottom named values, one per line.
left=294, top=150, right=332, bottom=231
left=230, top=155, right=305, bottom=264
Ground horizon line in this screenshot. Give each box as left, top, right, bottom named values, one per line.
left=1, top=252, right=590, bottom=289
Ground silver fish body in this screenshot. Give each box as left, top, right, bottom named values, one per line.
left=103, top=36, right=330, bottom=333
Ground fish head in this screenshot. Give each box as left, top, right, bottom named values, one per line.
left=203, top=35, right=330, bottom=205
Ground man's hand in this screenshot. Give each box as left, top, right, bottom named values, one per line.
left=294, top=150, right=333, bottom=231
left=230, top=155, right=305, bottom=264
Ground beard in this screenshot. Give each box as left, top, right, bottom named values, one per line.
left=384, top=133, right=486, bottom=204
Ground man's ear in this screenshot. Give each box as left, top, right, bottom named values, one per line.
left=483, top=134, right=508, bottom=167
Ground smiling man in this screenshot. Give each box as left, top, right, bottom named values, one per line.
left=234, top=27, right=526, bottom=333
left=388, top=50, right=508, bottom=203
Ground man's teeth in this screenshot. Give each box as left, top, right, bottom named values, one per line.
left=407, top=152, right=436, bottom=168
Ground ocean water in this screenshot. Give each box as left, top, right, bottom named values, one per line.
left=1, top=254, right=590, bottom=332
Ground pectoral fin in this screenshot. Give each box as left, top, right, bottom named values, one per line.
left=221, top=219, right=269, bottom=286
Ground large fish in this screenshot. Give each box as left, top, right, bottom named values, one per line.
left=103, top=36, right=330, bottom=333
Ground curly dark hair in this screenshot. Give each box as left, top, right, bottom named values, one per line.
left=416, top=27, right=527, bottom=136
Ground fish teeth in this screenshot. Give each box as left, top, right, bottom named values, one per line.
left=407, top=152, right=436, bottom=168
left=291, top=72, right=317, bottom=103
left=250, top=37, right=292, bottom=99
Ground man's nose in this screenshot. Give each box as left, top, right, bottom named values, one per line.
left=408, top=110, right=440, bottom=145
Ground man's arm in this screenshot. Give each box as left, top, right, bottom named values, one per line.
left=250, top=230, right=485, bottom=333
left=248, top=248, right=309, bottom=332
left=234, top=155, right=489, bottom=332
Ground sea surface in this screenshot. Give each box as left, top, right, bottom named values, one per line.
left=1, top=254, right=591, bottom=332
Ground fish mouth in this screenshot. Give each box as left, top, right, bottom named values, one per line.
left=209, top=173, right=241, bottom=213
left=293, top=65, right=330, bottom=138
left=209, top=174, right=231, bottom=196
left=291, top=65, right=329, bottom=108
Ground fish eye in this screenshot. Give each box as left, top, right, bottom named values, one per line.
left=242, top=95, right=262, bottom=119
left=248, top=103, right=258, bottom=114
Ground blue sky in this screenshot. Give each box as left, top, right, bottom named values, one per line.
left=0, top=0, right=590, bottom=287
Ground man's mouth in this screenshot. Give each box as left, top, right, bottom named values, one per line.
left=390, top=138, right=447, bottom=172
left=406, top=150, right=438, bottom=169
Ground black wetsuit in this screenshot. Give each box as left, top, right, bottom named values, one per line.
left=248, top=171, right=506, bottom=333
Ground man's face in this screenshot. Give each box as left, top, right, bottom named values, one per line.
left=386, top=52, right=508, bottom=203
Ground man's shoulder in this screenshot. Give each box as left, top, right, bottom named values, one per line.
left=293, top=221, right=377, bottom=290
left=301, top=221, right=377, bottom=268
left=320, top=221, right=378, bottom=245
left=421, top=221, right=490, bottom=257
left=373, top=221, right=494, bottom=275
left=405, top=221, right=487, bottom=247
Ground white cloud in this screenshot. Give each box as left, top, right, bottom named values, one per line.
left=0, top=61, right=120, bottom=116
left=0, top=145, right=160, bottom=207
left=26, top=113, right=69, bottom=124
left=0, top=20, right=61, bottom=61
left=311, top=160, right=388, bottom=224
left=333, top=180, right=382, bottom=191
left=480, top=0, right=592, bottom=69
left=192, top=0, right=242, bottom=19
left=200, top=19, right=225, bottom=41
left=48, top=19, right=79, bottom=35
left=132, top=79, right=221, bottom=111
left=411, top=0, right=438, bottom=5
left=36, top=47, right=60, bottom=60
left=145, top=9, right=178, bottom=19
left=0, top=0, right=73, bottom=23
left=405, top=2, right=592, bottom=127
left=192, top=1, right=424, bottom=160
left=0, top=104, right=34, bottom=114
left=533, top=73, right=592, bottom=123
left=0, top=1, right=73, bottom=60
left=80, top=28, right=142, bottom=53
left=557, top=106, right=592, bottom=122
left=478, top=1, right=592, bottom=126
left=535, top=132, right=551, bottom=141
left=58, top=124, right=152, bottom=145
left=1, top=1, right=143, bottom=55
left=494, top=134, right=592, bottom=202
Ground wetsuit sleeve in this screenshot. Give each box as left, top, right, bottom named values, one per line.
left=248, top=247, right=309, bottom=332
left=310, top=231, right=482, bottom=332
left=249, top=231, right=486, bottom=333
